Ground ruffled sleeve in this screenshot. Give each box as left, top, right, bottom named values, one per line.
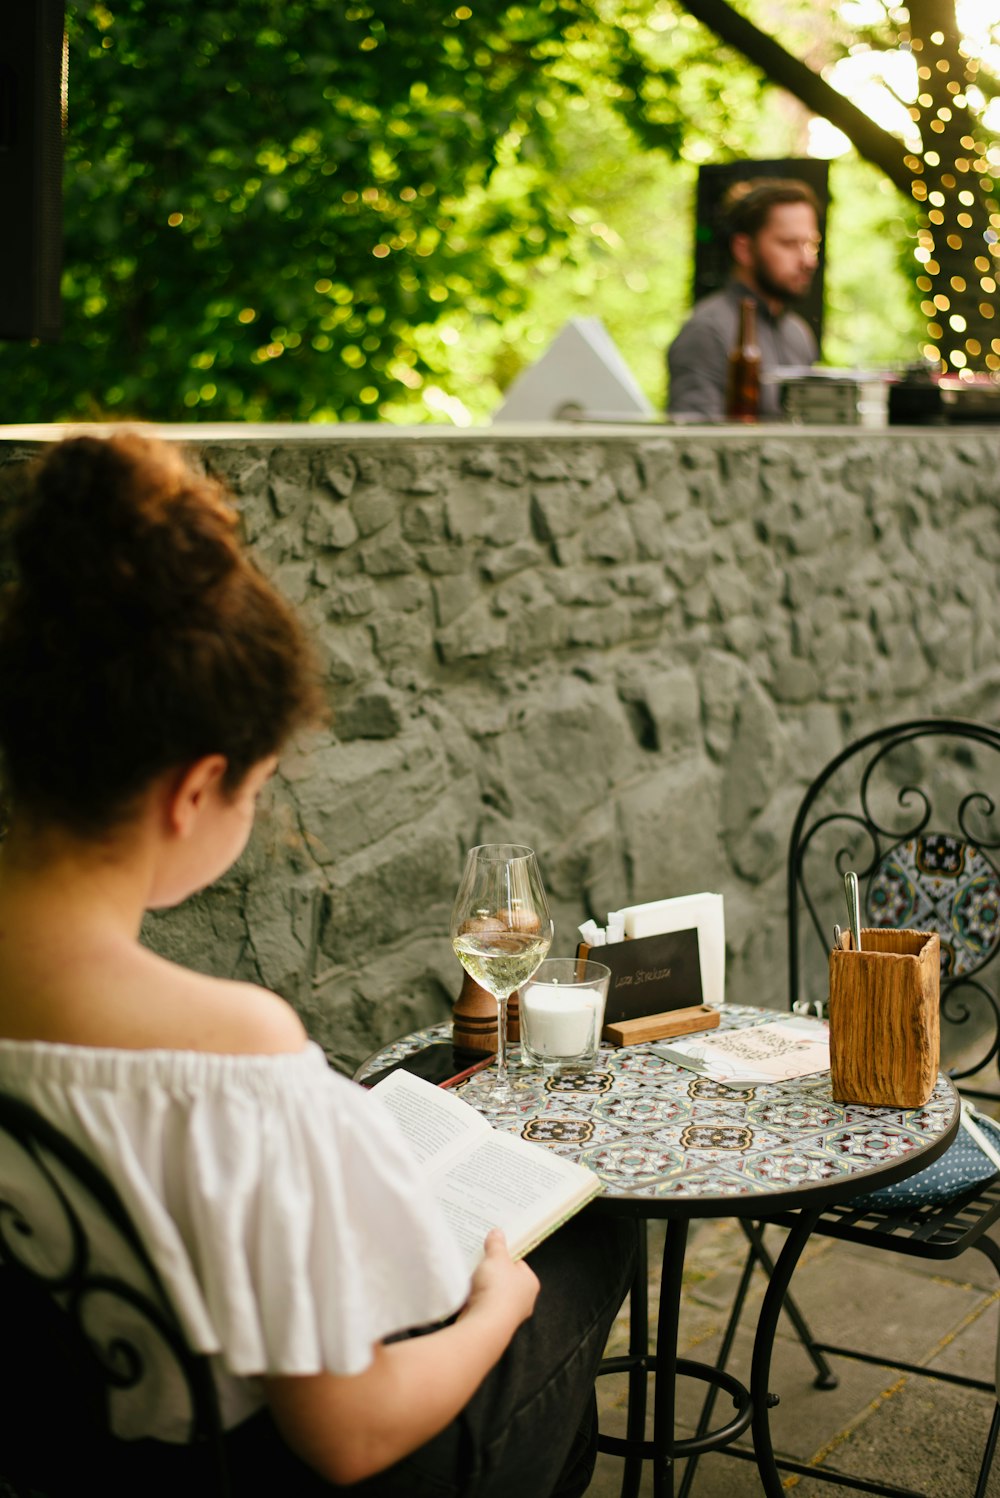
left=16, top=1043, right=472, bottom=1379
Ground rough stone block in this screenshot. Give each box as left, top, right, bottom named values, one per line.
left=359, top=534, right=418, bottom=576
left=268, top=447, right=313, bottom=516
left=401, top=498, right=446, bottom=545
left=445, top=480, right=526, bottom=547
left=368, top=610, right=434, bottom=670
left=526, top=452, right=573, bottom=482
left=642, top=666, right=701, bottom=762
left=304, top=498, right=360, bottom=551
left=608, top=451, right=643, bottom=504
left=583, top=509, right=636, bottom=564
left=728, top=783, right=801, bottom=884
left=770, top=656, right=820, bottom=704
left=244, top=873, right=325, bottom=1002
left=419, top=543, right=469, bottom=576
left=291, top=726, right=451, bottom=864
left=530, top=483, right=585, bottom=542
left=682, top=582, right=713, bottom=623
left=627, top=499, right=666, bottom=560
left=334, top=687, right=406, bottom=741
left=548, top=572, right=617, bottom=607
left=436, top=600, right=503, bottom=663
left=722, top=615, right=762, bottom=657
left=700, top=650, right=751, bottom=760
left=662, top=509, right=713, bottom=585
left=350, top=487, right=398, bottom=537
left=618, top=758, right=725, bottom=899
left=207, top=448, right=269, bottom=498
left=270, top=560, right=312, bottom=606
left=715, top=445, right=761, bottom=521
left=233, top=487, right=275, bottom=544
left=320, top=451, right=358, bottom=499
left=433, top=572, right=481, bottom=628
left=478, top=541, right=540, bottom=582
left=568, top=604, right=631, bottom=650
left=709, top=562, right=754, bottom=621
left=486, top=677, right=635, bottom=841
left=384, top=449, right=445, bottom=495
left=720, top=677, right=784, bottom=839
left=319, top=810, right=463, bottom=968
left=506, top=605, right=571, bottom=658
left=491, top=569, right=551, bottom=618
left=323, top=577, right=377, bottom=618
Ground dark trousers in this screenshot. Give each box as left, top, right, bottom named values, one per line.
left=345, top=1213, right=638, bottom=1498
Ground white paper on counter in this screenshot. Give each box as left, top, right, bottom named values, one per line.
left=620, top=893, right=725, bottom=1007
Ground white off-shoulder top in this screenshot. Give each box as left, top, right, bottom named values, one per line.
left=0, top=1040, right=471, bottom=1441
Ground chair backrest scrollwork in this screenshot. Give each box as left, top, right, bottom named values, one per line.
left=0, top=1091, right=229, bottom=1495
left=787, top=717, right=1000, bottom=1102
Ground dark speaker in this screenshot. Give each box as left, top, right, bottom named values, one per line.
left=0, top=0, right=66, bottom=341
left=693, top=158, right=829, bottom=351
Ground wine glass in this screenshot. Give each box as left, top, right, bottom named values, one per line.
left=450, top=845, right=553, bottom=1102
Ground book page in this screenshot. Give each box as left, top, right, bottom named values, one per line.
left=429, top=1132, right=599, bottom=1265
left=370, top=1068, right=488, bottom=1167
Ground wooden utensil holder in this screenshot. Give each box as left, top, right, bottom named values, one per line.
left=829, top=928, right=940, bottom=1108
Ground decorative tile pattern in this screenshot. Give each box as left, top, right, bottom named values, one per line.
left=866, top=832, right=1000, bottom=977
left=357, top=1006, right=957, bottom=1206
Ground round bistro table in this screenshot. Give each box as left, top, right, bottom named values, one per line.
left=356, top=1005, right=960, bottom=1498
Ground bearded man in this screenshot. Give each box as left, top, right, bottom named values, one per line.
left=667, top=179, right=821, bottom=421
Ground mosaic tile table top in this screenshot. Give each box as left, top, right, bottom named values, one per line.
left=358, top=1006, right=959, bottom=1217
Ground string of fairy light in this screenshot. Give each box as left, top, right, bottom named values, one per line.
left=902, top=20, right=999, bottom=378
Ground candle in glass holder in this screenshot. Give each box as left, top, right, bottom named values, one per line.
left=520, top=959, right=611, bottom=1072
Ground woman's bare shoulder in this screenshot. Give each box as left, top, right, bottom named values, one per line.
left=166, top=967, right=309, bottom=1055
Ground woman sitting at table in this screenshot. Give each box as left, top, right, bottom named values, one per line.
left=0, top=433, right=634, bottom=1497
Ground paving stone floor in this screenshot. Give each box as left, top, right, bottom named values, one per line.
left=589, top=1216, right=1000, bottom=1498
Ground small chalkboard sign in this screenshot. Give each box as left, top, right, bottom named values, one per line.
left=579, top=928, right=703, bottom=1027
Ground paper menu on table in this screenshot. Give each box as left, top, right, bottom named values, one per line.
left=620, top=893, right=725, bottom=1007
left=651, top=1017, right=830, bottom=1087
left=370, top=1068, right=600, bottom=1268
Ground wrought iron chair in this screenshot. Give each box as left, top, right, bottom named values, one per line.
left=0, top=1091, right=230, bottom=1497
left=680, top=717, right=1000, bottom=1498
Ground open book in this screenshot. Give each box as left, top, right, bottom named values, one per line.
left=371, top=1069, right=601, bottom=1269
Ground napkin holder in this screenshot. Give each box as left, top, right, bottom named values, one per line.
left=829, top=928, right=940, bottom=1108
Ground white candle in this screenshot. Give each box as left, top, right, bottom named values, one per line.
left=522, top=984, right=596, bottom=1059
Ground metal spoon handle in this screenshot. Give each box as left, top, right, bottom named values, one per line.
left=844, top=871, right=862, bottom=953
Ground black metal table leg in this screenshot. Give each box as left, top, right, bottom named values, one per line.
left=620, top=1222, right=649, bottom=1498
left=749, top=1207, right=821, bottom=1498
left=652, top=1218, right=689, bottom=1498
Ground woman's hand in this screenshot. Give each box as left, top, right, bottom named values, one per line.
left=266, top=1229, right=539, bottom=1486
left=461, top=1228, right=540, bottom=1334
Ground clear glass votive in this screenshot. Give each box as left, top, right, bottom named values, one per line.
left=519, top=958, right=611, bottom=1073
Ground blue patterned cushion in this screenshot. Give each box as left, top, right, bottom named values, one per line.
left=849, top=1112, right=1000, bottom=1212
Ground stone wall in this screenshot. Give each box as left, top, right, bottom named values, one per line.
left=3, top=423, right=1000, bottom=1072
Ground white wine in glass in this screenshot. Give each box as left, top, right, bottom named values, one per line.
left=450, top=844, right=553, bottom=1101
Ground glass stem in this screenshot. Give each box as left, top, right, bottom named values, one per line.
left=496, top=993, right=508, bottom=1083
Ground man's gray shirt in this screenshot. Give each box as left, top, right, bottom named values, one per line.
left=666, top=282, right=817, bottom=420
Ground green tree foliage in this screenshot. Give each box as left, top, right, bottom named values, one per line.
left=4, top=0, right=991, bottom=421
left=4, top=0, right=613, bottom=421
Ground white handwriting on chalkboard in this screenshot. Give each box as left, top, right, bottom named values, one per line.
left=615, top=966, right=672, bottom=988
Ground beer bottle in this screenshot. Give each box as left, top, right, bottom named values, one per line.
left=725, top=297, right=761, bottom=422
